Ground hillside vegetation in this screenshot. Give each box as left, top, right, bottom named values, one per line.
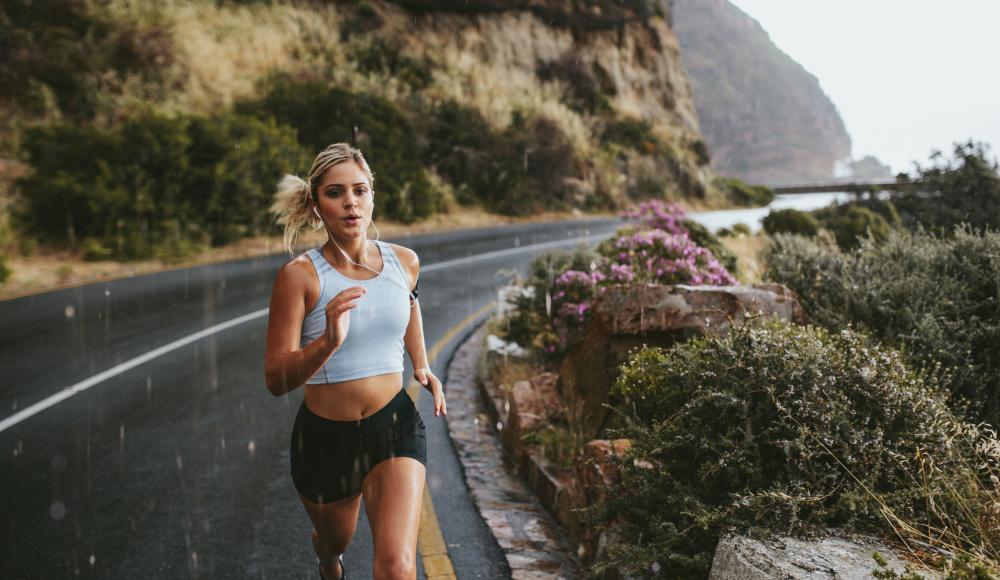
left=0, top=0, right=760, bottom=266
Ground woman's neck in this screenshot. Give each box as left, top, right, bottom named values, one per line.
left=327, top=237, right=372, bottom=268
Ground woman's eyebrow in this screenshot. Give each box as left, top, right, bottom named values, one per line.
left=323, top=182, right=368, bottom=191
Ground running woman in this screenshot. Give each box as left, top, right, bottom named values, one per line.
left=264, top=143, right=446, bottom=580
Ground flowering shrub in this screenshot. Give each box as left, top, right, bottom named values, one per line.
left=501, top=198, right=738, bottom=356
left=607, top=229, right=737, bottom=286
left=550, top=269, right=606, bottom=349
left=619, top=199, right=688, bottom=235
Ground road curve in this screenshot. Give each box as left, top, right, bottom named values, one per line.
left=0, top=217, right=623, bottom=579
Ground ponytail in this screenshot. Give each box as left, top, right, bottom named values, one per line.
left=270, top=174, right=319, bottom=257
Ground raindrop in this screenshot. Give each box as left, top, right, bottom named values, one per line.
left=473, top=416, right=479, bottom=425
left=89, top=554, right=95, bottom=566
left=11, top=397, right=17, bottom=411
left=220, top=435, right=226, bottom=450
left=104, top=289, right=111, bottom=297
left=651, top=562, right=660, bottom=573
left=514, top=237, right=521, bottom=247
left=176, top=453, right=183, bottom=471
left=64, top=305, right=75, bottom=319
left=52, top=454, right=68, bottom=471
left=49, top=501, right=66, bottom=520
left=248, top=440, right=256, bottom=457
left=496, top=422, right=503, bottom=431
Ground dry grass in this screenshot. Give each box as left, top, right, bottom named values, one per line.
left=719, top=232, right=768, bottom=284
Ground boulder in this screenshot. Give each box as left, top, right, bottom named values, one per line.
left=576, top=439, right=632, bottom=506
left=502, top=372, right=564, bottom=453
left=558, top=283, right=807, bottom=440
left=709, top=533, right=941, bottom=579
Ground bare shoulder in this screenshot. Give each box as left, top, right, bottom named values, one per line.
left=386, top=242, right=419, bottom=284
left=273, top=252, right=319, bottom=303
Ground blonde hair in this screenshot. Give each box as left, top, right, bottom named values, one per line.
left=270, top=143, right=375, bottom=256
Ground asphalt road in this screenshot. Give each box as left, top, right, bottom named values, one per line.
left=0, top=217, right=624, bottom=579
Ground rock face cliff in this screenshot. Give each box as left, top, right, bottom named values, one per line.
left=378, top=0, right=717, bottom=202
left=671, top=0, right=852, bottom=184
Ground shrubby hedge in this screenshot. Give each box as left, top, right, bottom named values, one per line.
left=589, top=319, right=987, bottom=577
left=237, top=75, right=446, bottom=223
left=715, top=176, right=774, bottom=207
left=426, top=101, right=580, bottom=215
left=764, top=225, right=1000, bottom=427
left=811, top=203, right=892, bottom=250
left=762, top=208, right=820, bottom=237
left=18, top=111, right=309, bottom=260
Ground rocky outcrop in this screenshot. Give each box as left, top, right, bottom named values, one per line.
left=710, top=533, right=941, bottom=579
left=558, top=282, right=807, bottom=440
left=672, top=0, right=852, bottom=183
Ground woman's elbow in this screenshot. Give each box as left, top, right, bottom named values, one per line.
left=264, top=368, right=291, bottom=397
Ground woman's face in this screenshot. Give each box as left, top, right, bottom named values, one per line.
left=314, top=162, right=374, bottom=238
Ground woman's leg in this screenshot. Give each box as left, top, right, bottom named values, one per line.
left=362, top=457, right=426, bottom=580
left=299, top=492, right=362, bottom=579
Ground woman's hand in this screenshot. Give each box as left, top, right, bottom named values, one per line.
left=323, top=286, right=366, bottom=351
left=414, top=367, right=446, bottom=417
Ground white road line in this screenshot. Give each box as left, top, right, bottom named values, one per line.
left=0, top=231, right=609, bottom=434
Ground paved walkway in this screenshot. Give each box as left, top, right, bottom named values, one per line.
left=444, top=322, right=581, bottom=579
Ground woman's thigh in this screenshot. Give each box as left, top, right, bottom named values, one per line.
left=362, top=458, right=426, bottom=560
left=299, top=492, right=363, bottom=547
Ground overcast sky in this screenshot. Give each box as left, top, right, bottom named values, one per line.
left=728, top=0, right=1000, bottom=174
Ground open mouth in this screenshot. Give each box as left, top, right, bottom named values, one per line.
left=344, top=216, right=361, bottom=226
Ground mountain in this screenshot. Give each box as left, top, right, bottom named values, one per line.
left=671, top=0, right=852, bottom=184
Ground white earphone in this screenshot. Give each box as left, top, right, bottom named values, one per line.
left=311, top=203, right=417, bottom=305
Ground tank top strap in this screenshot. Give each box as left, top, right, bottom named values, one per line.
left=377, top=240, right=412, bottom=289
left=306, top=247, right=329, bottom=300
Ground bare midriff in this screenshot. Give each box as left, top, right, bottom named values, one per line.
left=303, top=372, right=404, bottom=421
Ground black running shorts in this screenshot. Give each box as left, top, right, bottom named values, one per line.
left=290, top=388, right=427, bottom=504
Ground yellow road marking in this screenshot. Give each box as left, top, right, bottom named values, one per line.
left=406, top=300, right=496, bottom=579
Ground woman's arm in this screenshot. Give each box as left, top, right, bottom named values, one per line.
left=263, top=261, right=337, bottom=396
left=397, top=246, right=447, bottom=417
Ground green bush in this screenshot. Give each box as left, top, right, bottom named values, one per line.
left=601, top=117, right=661, bottom=154
left=184, top=112, right=311, bottom=245
left=426, top=101, right=579, bottom=215
left=18, top=111, right=309, bottom=259
left=762, top=208, right=820, bottom=237
left=237, top=76, right=446, bottom=222
left=812, top=203, right=892, bottom=250
left=731, top=222, right=752, bottom=236
left=589, top=319, right=979, bottom=577
left=716, top=177, right=775, bottom=207
left=764, top=225, right=1000, bottom=427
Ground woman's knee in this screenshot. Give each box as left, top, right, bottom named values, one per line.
left=374, top=552, right=416, bottom=580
